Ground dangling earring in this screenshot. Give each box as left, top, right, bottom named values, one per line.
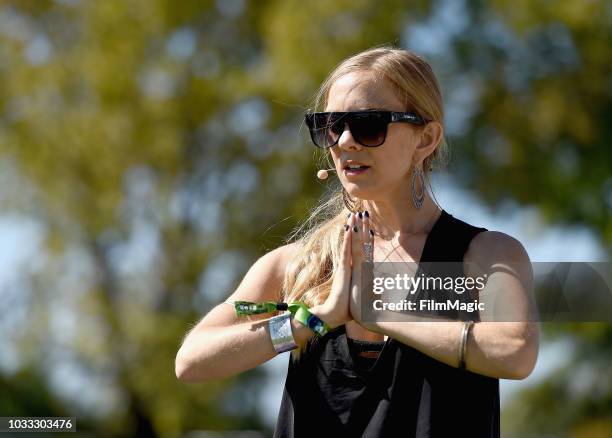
left=411, top=167, right=425, bottom=209
left=342, top=187, right=357, bottom=213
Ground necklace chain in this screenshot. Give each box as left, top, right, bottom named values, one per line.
left=370, top=208, right=441, bottom=265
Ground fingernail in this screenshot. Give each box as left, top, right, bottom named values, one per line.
left=353, top=226, right=358, bottom=232
left=358, top=212, right=363, bottom=219
left=347, top=213, right=351, bottom=218
left=369, top=229, right=374, bottom=236
left=365, top=210, right=369, bottom=218
left=344, top=224, right=349, bottom=231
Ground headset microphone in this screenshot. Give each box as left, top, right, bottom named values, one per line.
left=317, top=168, right=336, bottom=180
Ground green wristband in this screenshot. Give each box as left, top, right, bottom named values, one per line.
left=231, top=300, right=330, bottom=336
left=233, top=301, right=288, bottom=316
left=290, top=302, right=330, bottom=336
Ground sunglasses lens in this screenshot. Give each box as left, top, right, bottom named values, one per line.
left=308, top=113, right=344, bottom=148
left=349, top=113, right=387, bottom=146
left=306, top=112, right=389, bottom=148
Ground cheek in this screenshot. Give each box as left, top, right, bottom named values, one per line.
left=386, top=127, right=417, bottom=161
left=329, top=149, right=341, bottom=165
left=374, top=161, right=410, bottom=184
left=375, top=146, right=413, bottom=176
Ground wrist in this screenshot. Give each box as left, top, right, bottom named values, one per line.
left=289, top=316, right=314, bottom=349
left=358, top=319, right=379, bottom=333
left=268, top=313, right=298, bottom=354
left=311, top=304, right=341, bottom=330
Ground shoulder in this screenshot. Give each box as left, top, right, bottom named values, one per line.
left=263, top=241, right=303, bottom=265
left=248, top=241, right=304, bottom=296
left=206, top=241, right=303, bottom=325
left=250, top=241, right=302, bottom=281
left=259, top=241, right=303, bottom=279
left=465, top=230, right=530, bottom=266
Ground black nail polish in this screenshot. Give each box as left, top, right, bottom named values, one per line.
left=365, top=210, right=369, bottom=218
left=359, top=212, right=363, bottom=219
left=353, top=226, right=358, bottom=232
left=344, top=224, right=349, bottom=231
left=369, top=229, right=374, bottom=236
left=347, top=213, right=351, bottom=218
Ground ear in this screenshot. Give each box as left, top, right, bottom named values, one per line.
left=413, top=121, right=443, bottom=168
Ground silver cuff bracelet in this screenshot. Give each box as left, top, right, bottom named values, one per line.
left=269, top=313, right=298, bottom=354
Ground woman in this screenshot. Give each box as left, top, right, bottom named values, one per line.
left=175, top=46, right=539, bottom=437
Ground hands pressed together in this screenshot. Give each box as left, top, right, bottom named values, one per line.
left=309, top=210, right=539, bottom=379
left=316, top=211, right=376, bottom=330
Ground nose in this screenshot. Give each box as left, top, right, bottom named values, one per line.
left=336, top=123, right=363, bottom=151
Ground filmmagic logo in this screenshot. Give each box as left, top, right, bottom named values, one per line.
left=372, top=273, right=488, bottom=295
left=372, top=298, right=485, bottom=313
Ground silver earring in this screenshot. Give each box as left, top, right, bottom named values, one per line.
left=411, top=167, right=425, bottom=209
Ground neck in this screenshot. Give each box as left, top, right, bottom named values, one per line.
left=363, top=194, right=441, bottom=243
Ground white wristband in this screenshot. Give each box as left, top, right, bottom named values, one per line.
left=268, top=313, right=297, bottom=353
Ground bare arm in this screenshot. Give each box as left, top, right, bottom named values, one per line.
left=366, top=321, right=537, bottom=380
left=175, top=242, right=322, bottom=382
left=356, top=231, right=540, bottom=380
left=175, top=308, right=321, bottom=382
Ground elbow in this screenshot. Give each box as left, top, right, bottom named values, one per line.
left=175, top=327, right=231, bottom=383
left=175, top=353, right=193, bottom=382
left=503, top=354, right=537, bottom=380
left=500, top=333, right=539, bottom=380
left=175, top=358, right=190, bottom=382
left=175, top=349, right=205, bottom=383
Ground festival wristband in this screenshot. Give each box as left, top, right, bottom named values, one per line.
left=290, top=303, right=330, bottom=337
left=231, top=300, right=330, bottom=336
left=268, top=313, right=298, bottom=353
left=233, top=301, right=289, bottom=316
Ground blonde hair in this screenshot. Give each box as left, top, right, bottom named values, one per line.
left=282, top=46, right=447, bottom=360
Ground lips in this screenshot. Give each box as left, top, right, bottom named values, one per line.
left=342, top=161, right=371, bottom=170
left=344, top=166, right=370, bottom=176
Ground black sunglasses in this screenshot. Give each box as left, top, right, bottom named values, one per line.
left=304, top=110, right=427, bottom=149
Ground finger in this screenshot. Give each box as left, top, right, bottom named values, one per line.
left=357, top=211, right=365, bottom=243
left=359, top=211, right=371, bottom=261
left=363, top=210, right=374, bottom=241
left=363, top=209, right=372, bottom=243
left=351, top=214, right=362, bottom=265
left=361, top=210, right=369, bottom=241
left=362, top=210, right=374, bottom=263
left=341, top=213, right=354, bottom=271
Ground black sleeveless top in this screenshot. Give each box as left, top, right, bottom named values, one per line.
left=273, top=210, right=500, bottom=437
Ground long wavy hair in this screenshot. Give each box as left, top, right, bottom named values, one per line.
left=281, top=46, right=448, bottom=359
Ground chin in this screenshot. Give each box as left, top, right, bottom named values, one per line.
left=344, top=185, right=377, bottom=200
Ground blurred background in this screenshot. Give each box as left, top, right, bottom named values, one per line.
left=0, top=0, right=610, bottom=437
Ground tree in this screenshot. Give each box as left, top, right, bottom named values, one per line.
left=0, top=0, right=609, bottom=435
